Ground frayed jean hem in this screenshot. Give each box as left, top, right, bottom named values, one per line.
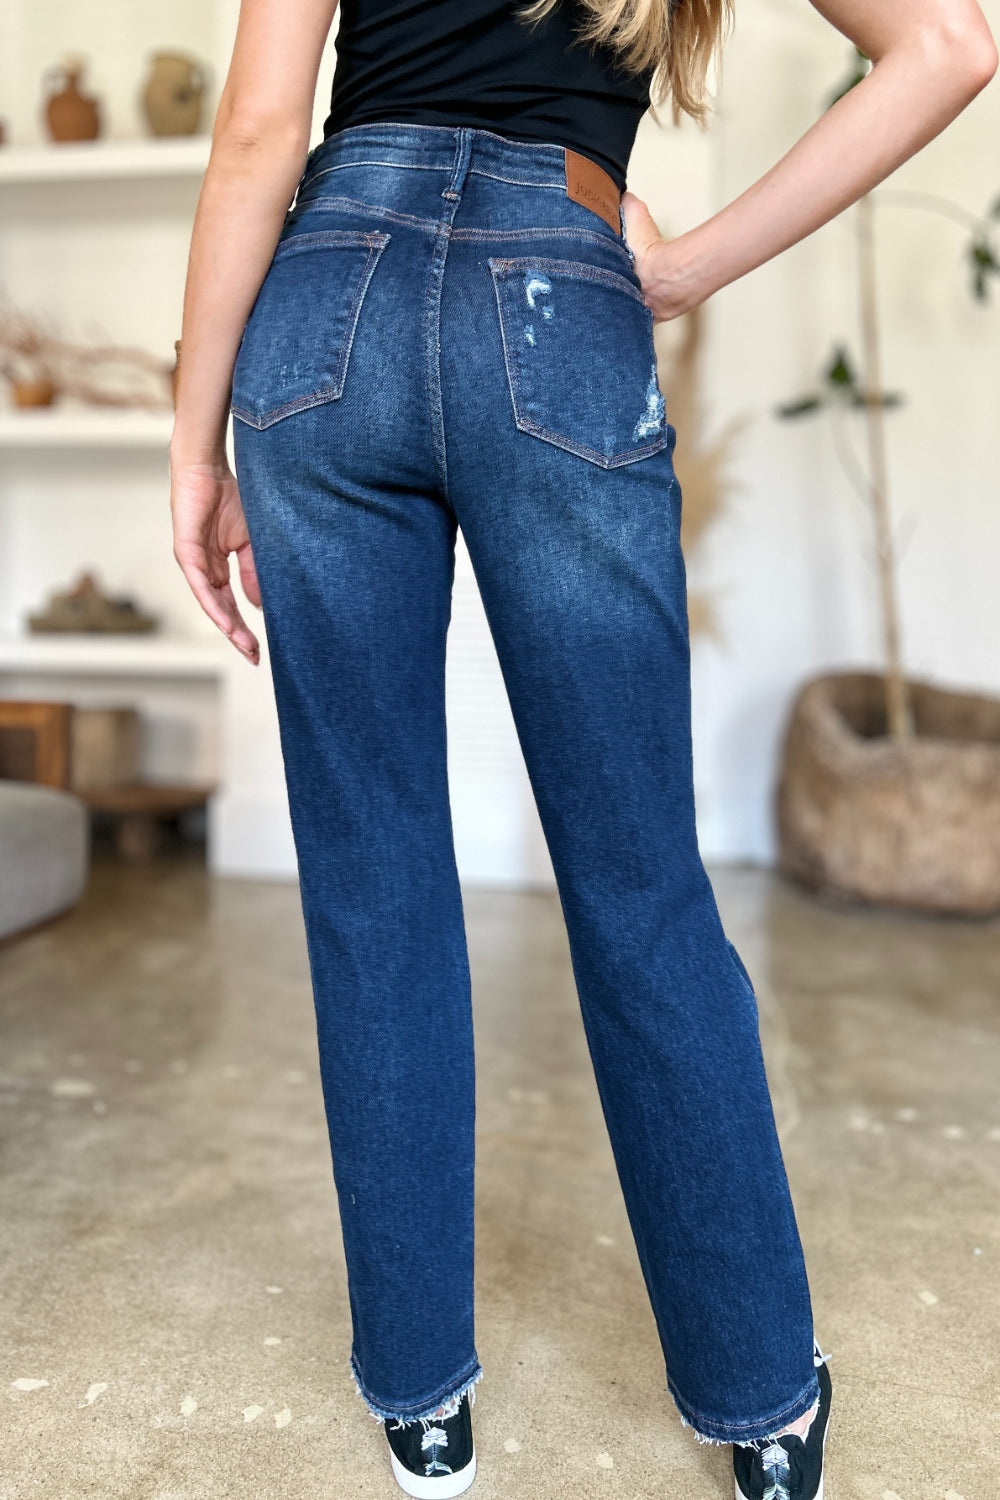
left=669, top=1369, right=821, bottom=1448
left=349, top=1352, right=483, bottom=1425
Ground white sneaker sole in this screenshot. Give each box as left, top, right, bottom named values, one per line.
left=389, top=1448, right=476, bottom=1498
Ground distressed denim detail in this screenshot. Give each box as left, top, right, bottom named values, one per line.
left=672, top=1366, right=821, bottom=1447
left=633, top=363, right=668, bottom=440
left=488, top=255, right=668, bottom=467
left=350, top=1353, right=483, bottom=1426
left=230, top=229, right=390, bottom=429
left=231, top=120, right=818, bottom=1437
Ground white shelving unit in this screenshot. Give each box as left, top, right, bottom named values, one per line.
left=0, top=633, right=230, bottom=678
left=0, top=136, right=192, bottom=451
left=0, top=409, right=174, bottom=449
left=0, top=135, right=205, bottom=452
left=0, top=0, right=292, bottom=878
left=0, top=136, right=212, bottom=185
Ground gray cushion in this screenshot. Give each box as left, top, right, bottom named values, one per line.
left=0, top=781, right=90, bottom=941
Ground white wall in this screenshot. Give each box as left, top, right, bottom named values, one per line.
left=1, top=0, right=997, bottom=880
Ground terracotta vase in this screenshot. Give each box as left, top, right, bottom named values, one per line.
left=141, top=52, right=207, bottom=138
left=44, top=60, right=101, bottom=142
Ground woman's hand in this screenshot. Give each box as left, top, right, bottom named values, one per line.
left=620, top=191, right=708, bottom=323
left=621, top=0, right=996, bottom=316
left=170, top=453, right=261, bottom=664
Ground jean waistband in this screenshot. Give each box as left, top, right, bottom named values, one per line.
left=294, top=121, right=624, bottom=234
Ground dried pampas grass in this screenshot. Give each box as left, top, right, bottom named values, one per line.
left=0, top=295, right=174, bottom=410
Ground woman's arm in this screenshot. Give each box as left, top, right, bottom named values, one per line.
left=624, top=0, right=998, bottom=321
left=170, top=0, right=338, bottom=661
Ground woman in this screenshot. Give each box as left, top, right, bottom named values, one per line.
left=169, top=2, right=996, bottom=1497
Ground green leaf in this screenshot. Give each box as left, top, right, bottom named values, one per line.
left=826, top=46, right=870, bottom=109
left=968, top=237, right=999, bottom=301
left=775, top=395, right=824, bottom=419
left=989, top=193, right=1000, bottom=221
left=776, top=339, right=903, bottom=422
left=825, top=345, right=859, bottom=392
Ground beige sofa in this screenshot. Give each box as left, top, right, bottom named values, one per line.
left=0, top=781, right=90, bottom=942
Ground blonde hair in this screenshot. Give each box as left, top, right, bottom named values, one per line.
left=517, top=0, right=734, bottom=124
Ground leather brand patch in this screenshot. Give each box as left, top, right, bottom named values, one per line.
left=564, top=148, right=621, bottom=234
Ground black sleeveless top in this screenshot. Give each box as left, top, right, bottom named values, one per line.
left=321, top=0, right=654, bottom=191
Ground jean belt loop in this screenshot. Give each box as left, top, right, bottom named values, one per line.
left=442, top=127, right=474, bottom=201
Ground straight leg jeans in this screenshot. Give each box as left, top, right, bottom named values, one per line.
left=229, top=122, right=820, bottom=1445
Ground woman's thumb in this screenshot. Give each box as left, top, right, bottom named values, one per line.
left=236, top=538, right=262, bottom=610
left=620, top=190, right=662, bottom=261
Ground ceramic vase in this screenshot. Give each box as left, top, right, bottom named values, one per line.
left=44, top=59, right=101, bottom=142
left=141, top=52, right=207, bottom=137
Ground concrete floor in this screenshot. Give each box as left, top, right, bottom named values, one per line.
left=1, top=854, right=997, bottom=1500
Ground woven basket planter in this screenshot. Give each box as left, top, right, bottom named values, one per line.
left=776, top=671, right=1000, bottom=916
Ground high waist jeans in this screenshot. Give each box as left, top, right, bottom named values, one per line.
left=229, top=122, right=819, bottom=1445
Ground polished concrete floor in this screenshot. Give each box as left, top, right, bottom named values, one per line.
left=1, top=853, right=997, bottom=1500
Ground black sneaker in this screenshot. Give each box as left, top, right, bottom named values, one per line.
left=384, top=1390, right=476, bottom=1498
left=733, top=1344, right=832, bottom=1500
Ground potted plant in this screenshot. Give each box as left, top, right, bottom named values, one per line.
left=773, top=49, right=1000, bottom=915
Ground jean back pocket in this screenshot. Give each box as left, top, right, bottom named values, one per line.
left=231, top=229, right=390, bottom=430
left=488, top=255, right=668, bottom=469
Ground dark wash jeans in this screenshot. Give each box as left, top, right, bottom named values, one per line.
left=230, top=122, right=820, bottom=1444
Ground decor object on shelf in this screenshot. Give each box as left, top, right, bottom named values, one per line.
left=43, top=56, right=102, bottom=142
left=70, top=708, right=141, bottom=791
left=777, top=673, right=1000, bottom=916
left=66, top=339, right=174, bottom=410
left=0, top=295, right=174, bottom=411
left=10, top=376, right=57, bottom=408
left=27, top=571, right=159, bottom=635
left=141, top=51, right=209, bottom=137
left=772, top=46, right=1000, bottom=915
left=0, top=301, right=60, bottom=406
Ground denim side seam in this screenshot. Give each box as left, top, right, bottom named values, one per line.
left=668, top=1367, right=821, bottom=1448
left=349, top=1351, right=484, bottom=1425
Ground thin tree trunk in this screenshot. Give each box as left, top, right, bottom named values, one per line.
left=857, top=193, right=913, bottom=740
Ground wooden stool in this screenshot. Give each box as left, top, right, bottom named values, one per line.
left=79, top=783, right=215, bottom=863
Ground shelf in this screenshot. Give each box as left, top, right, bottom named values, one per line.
left=0, top=409, right=175, bottom=450
left=0, top=634, right=231, bottom=678
left=0, top=137, right=212, bottom=185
